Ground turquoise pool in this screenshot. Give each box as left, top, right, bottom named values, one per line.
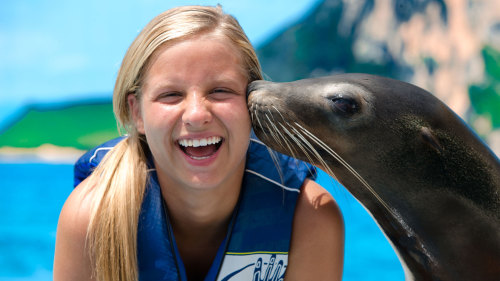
left=0, top=162, right=403, bottom=280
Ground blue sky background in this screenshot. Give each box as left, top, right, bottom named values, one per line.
left=0, top=0, right=321, bottom=127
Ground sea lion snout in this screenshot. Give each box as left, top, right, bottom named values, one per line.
left=247, top=80, right=288, bottom=114
left=246, top=80, right=273, bottom=98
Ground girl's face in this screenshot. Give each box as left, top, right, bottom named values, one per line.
left=129, top=34, right=251, bottom=191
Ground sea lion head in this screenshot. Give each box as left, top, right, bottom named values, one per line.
left=247, top=73, right=499, bottom=215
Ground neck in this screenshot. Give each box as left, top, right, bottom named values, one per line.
left=166, top=188, right=239, bottom=239
left=155, top=165, right=245, bottom=280
left=155, top=162, right=245, bottom=240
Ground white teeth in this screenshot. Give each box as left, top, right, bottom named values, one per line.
left=191, top=156, right=210, bottom=160
left=179, top=136, right=222, bottom=147
left=193, top=139, right=200, bottom=147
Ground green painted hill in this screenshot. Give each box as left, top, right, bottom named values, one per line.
left=469, top=45, right=500, bottom=130
left=0, top=101, right=120, bottom=150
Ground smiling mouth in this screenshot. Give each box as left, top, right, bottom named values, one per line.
left=178, top=136, right=223, bottom=160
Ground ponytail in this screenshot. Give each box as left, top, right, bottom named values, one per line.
left=86, top=136, right=148, bottom=281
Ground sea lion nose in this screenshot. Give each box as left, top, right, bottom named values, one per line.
left=247, top=80, right=271, bottom=98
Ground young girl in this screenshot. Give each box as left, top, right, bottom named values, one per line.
left=54, top=5, right=344, bottom=281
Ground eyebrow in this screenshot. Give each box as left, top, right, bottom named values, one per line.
left=144, top=75, right=246, bottom=94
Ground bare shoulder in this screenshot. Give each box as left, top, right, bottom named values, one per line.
left=53, top=178, right=96, bottom=281
left=287, top=179, right=344, bottom=280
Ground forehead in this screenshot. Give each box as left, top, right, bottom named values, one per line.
left=149, top=33, right=242, bottom=68
left=144, top=33, right=246, bottom=82
left=142, top=33, right=247, bottom=88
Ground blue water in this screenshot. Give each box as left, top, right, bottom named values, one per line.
left=0, top=163, right=404, bottom=280
left=316, top=172, right=405, bottom=280
left=0, top=163, right=72, bottom=281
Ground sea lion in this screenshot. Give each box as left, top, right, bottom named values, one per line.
left=247, top=73, right=500, bottom=281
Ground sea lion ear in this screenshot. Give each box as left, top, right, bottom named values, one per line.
left=420, top=127, right=444, bottom=154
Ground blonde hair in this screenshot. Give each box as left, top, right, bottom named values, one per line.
left=86, top=5, right=262, bottom=281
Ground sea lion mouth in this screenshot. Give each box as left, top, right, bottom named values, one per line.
left=178, top=136, right=223, bottom=160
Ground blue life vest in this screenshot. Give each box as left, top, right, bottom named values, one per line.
left=74, top=135, right=316, bottom=280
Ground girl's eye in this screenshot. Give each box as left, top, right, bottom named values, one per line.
left=213, top=88, right=230, bottom=94
left=157, top=92, right=183, bottom=103
left=210, top=88, right=235, bottom=100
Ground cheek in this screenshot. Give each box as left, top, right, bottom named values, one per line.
left=141, top=105, right=177, bottom=137
left=224, top=103, right=251, bottom=132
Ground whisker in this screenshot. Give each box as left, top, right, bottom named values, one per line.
left=267, top=108, right=290, bottom=150
left=287, top=125, right=348, bottom=200
left=272, top=107, right=319, bottom=178
left=254, top=109, right=271, bottom=141
left=273, top=122, right=300, bottom=159
left=270, top=107, right=303, bottom=161
left=265, top=113, right=285, bottom=148
left=268, top=147, right=285, bottom=185
left=279, top=124, right=318, bottom=169
left=294, top=123, right=396, bottom=217
left=288, top=125, right=337, bottom=181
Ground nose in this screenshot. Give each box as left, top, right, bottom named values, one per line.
left=182, top=93, right=212, bottom=128
left=246, top=80, right=265, bottom=98
left=246, top=80, right=274, bottom=99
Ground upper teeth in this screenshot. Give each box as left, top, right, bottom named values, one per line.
left=179, top=136, right=222, bottom=147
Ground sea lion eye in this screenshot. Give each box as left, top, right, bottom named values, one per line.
left=331, top=97, right=360, bottom=115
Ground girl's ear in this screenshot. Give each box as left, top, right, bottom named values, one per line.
left=128, top=94, right=145, bottom=134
